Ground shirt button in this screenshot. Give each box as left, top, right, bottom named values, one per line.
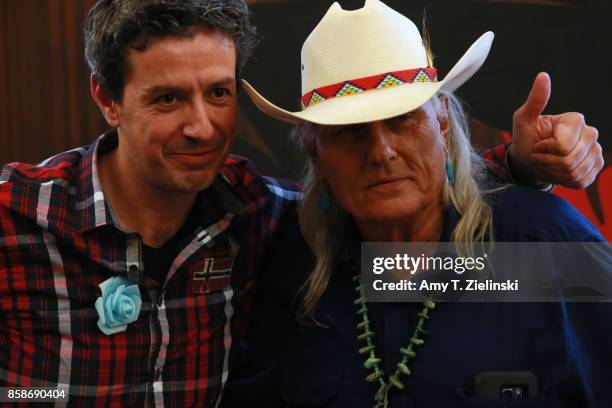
left=128, top=264, right=140, bottom=281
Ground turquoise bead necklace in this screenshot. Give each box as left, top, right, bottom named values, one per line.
left=353, top=274, right=436, bottom=408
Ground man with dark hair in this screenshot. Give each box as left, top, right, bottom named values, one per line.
left=0, top=0, right=604, bottom=406
left=1, top=1, right=299, bottom=405
left=84, top=0, right=256, bottom=101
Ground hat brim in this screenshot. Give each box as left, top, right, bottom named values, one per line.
left=242, top=31, right=494, bottom=126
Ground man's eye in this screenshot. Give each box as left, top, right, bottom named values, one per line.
left=212, top=88, right=231, bottom=99
left=389, top=112, right=417, bottom=129
left=395, top=112, right=415, bottom=122
left=157, top=94, right=178, bottom=105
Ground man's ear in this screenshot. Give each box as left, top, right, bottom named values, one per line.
left=436, top=94, right=450, bottom=141
left=90, top=75, right=121, bottom=127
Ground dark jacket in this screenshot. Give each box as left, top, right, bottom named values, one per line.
left=222, top=186, right=611, bottom=407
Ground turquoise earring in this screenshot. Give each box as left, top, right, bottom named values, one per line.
left=445, top=158, right=455, bottom=185
left=319, top=179, right=331, bottom=212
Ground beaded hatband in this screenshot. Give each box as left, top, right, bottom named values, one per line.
left=301, top=68, right=438, bottom=109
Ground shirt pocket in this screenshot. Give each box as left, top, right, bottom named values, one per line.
left=281, top=372, right=341, bottom=407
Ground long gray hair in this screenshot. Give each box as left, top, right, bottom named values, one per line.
left=292, top=92, right=494, bottom=321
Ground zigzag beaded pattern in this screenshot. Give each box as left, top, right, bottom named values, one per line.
left=301, top=67, right=438, bottom=109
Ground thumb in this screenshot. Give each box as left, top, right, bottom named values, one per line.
left=514, top=72, right=551, bottom=123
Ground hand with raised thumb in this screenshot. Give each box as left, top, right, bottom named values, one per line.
left=509, top=72, right=603, bottom=189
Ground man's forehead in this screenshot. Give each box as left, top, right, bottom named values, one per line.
left=126, top=29, right=236, bottom=64
left=123, top=28, right=237, bottom=88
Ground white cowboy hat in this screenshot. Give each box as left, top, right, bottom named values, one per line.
left=242, top=0, right=494, bottom=125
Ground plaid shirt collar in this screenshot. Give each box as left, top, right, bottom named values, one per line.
left=74, top=130, right=246, bottom=235
left=73, top=130, right=114, bottom=234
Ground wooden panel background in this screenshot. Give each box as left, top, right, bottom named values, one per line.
left=0, top=0, right=105, bottom=164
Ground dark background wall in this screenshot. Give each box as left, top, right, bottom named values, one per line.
left=0, top=0, right=104, bottom=163
left=0, top=0, right=610, bottom=238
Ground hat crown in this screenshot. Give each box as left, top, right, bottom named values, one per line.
left=300, top=0, right=429, bottom=95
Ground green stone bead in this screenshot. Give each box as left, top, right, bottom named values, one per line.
left=397, top=363, right=411, bottom=376
left=423, top=299, right=436, bottom=309
left=375, top=384, right=387, bottom=400
left=364, top=357, right=382, bottom=369
left=417, top=312, right=429, bottom=320
left=357, top=331, right=375, bottom=341
left=389, top=375, right=405, bottom=390
left=410, top=337, right=424, bottom=346
left=399, top=347, right=416, bottom=358
left=358, top=344, right=375, bottom=354
left=349, top=275, right=435, bottom=402
left=366, top=371, right=384, bottom=382
left=357, top=320, right=369, bottom=330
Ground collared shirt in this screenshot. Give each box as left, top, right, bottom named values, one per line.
left=484, top=142, right=512, bottom=182
left=0, top=131, right=301, bottom=407
left=222, top=186, right=609, bottom=408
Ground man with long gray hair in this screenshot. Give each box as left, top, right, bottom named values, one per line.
left=223, top=1, right=609, bottom=406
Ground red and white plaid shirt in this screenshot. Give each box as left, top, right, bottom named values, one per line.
left=0, top=131, right=301, bottom=406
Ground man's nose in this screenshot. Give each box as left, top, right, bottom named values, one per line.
left=366, top=120, right=397, bottom=164
left=183, top=100, right=215, bottom=141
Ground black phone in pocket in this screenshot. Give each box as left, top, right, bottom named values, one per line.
left=474, top=371, right=538, bottom=400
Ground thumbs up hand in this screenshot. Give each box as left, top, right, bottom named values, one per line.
left=508, top=72, right=603, bottom=189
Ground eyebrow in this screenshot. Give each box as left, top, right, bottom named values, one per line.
left=141, top=85, right=180, bottom=97
left=210, top=77, right=236, bottom=88
left=141, top=77, right=237, bottom=97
